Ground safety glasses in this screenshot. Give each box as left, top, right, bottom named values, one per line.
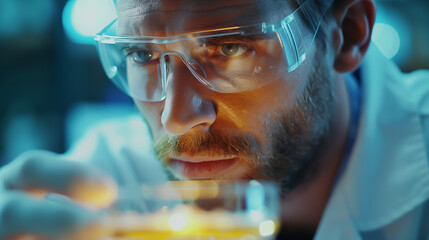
left=95, top=0, right=331, bottom=102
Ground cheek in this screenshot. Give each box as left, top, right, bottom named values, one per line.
left=215, top=65, right=311, bottom=144
left=217, top=79, right=298, bottom=138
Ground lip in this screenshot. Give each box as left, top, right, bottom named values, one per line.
left=168, top=157, right=239, bottom=180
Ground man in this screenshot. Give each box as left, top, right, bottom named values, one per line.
left=1, top=0, right=428, bottom=239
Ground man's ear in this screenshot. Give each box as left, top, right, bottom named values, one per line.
left=331, top=0, right=376, bottom=73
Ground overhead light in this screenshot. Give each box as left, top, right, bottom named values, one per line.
left=372, top=23, right=401, bottom=59
left=62, top=0, right=116, bottom=44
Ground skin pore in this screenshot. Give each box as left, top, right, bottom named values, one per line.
left=114, top=0, right=374, bottom=237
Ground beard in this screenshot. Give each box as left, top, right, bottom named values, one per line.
left=154, top=53, right=335, bottom=194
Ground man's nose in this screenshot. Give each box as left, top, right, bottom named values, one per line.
left=160, top=56, right=217, bottom=136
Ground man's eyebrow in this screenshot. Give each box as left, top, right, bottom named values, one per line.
left=111, top=31, right=277, bottom=54
left=116, top=42, right=161, bottom=52
left=116, top=42, right=144, bottom=50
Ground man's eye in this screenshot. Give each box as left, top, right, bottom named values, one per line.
left=220, top=44, right=248, bottom=57
left=131, top=50, right=157, bottom=63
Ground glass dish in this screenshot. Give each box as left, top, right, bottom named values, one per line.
left=103, top=180, right=280, bottom=240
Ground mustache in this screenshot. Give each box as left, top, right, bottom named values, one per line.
left=154, top=130, right=262, bottom=163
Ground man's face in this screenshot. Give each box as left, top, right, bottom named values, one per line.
left=117, top=0, right=335, bottom=193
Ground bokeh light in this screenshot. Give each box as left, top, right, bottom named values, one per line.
left=259, top=220, right=276, bottom=237
left=62, top=0, right=116, bottom=44
left=372, top=23, right=401, bottom=59
left=169, top=213, right=187, bottom=231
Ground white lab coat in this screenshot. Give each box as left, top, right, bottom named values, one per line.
left=315, top=44, right=429, bottom=239
left=63, top=44, right=429, bottom=239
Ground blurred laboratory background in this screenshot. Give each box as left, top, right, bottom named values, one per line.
left=0, top=0, right=428, bottom=166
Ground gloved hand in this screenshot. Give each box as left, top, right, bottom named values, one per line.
left=0, top=150, right=118, bottom=240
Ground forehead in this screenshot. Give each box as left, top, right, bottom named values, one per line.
left=116, top=0, right=296, bottom=36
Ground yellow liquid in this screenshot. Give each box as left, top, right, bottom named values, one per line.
left=106, top=204, right=279, bottom=240
left=111, top=226, right=277, bottom=240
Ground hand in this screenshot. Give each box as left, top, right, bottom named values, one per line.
left=0, top=150, right=118, bottom=240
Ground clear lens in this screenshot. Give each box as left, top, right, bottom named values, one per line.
left=96, top=39, right=166, bottom=102
left=95, top=0, right=331, bottom=102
